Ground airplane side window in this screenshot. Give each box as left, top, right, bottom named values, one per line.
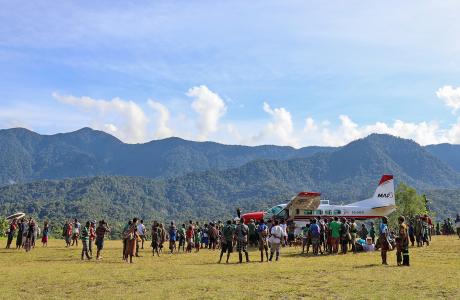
left=333, top=210, right=341, bottom=215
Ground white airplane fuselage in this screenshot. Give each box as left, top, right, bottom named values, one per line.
left=284, top=175, right=396, bottom=232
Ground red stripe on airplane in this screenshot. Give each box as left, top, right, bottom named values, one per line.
left=379, top=174, right=393, bottom=185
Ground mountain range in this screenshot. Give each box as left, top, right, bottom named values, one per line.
left=0, top=127, right=459, bottom=223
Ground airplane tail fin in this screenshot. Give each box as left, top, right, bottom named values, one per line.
left=371, top=175, right=395, bottom=208
left=349, top=175, right=395, bottom=208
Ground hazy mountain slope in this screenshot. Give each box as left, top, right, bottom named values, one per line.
left=0, top=127, right=334, bottom=185
left=425, top=144, right=460, bottom=172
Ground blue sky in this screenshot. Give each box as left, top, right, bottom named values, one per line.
left=1, top=1, right=460, bottom=146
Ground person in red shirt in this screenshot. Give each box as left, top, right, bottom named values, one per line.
left=186, top=225, right=194, bottom=253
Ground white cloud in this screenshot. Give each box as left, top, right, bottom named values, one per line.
left=436, top=85, right=460, bottom=114
left=52, top=92, right=149, bottom=143
left=301, top=115, right=452, bottom=146
left=187, top=85, right=227, bottom=140
left=251, top=102, right=298, bottom=147
left=147, top=99, right=173, bottom=139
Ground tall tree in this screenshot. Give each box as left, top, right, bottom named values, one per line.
left=389, top=183, right=429, bottom=227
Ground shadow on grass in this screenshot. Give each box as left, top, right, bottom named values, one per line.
left=353, top=263, right=380, bottom=269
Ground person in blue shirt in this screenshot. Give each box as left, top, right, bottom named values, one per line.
left=257, top=219, right=269, bottom=262
left=309, top=219, right=321, bottom=255
left=168, top=222, right=177, bottom=254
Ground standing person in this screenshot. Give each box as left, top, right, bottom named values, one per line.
left=309, top=219, right=321, bottom=256
left=71, top=219, right=81, bottom=247
left=41, top=221, right=49, bottom=247
left=6, top=219, right=17, bottom=249
left=329, top=217, right=341, bottom=254
left=201, top=224, right=209, bottom=249
left=89, top=221, right=96, bottom=257
left=95, top=220, right=110, bottom=260
left=422, top=216, right=430, bottom=246
left=218, top=220, right=235, bottom=264
left=186, top=225, right=194, bottom=253
left=369, top=222, right=376, bottom=244
left=379, top=216, right=391, bottom=265
left=280, top=219, right=288, bottom=247
left=80, top=221, right=91, bottom=260
left=349, top=219, right=358, bottom=253
left=302, top=224, right=311, bottom=254
left=257, top=219, right=269, bottom=262
left=178, top=224, right=186, bottom=252
left=24, top=218, right=35, bottom=252
left=235, top=218, right=250, bottom=263
left=168, top=222, right=177, bottom=254
left=16, top=218, right=25, bottom=250
left=151, top=221, right=161, bottom=257
left=269, top=220, right=284, bottom=261
left=414, top=215, right=423, bottom=247
left=32, top=222, right=40, bottom=248
left=408, top=221, right=415, bottom=246
left=159, top=223, right=166, bottom=253
left=359, top=224, right=369, bottom=240
left=340, top=218, right=350, bottom=254
left=194, top=227, right=201, bottom=252
left=208, top=223, right=218, bottom=250
left=396, top=216, right=410, bottom=266
left=137, top=220, right=146, bottom=250
left=122, top=220, right=132, bottom=261
left=317, top=218, right=326, bottom=254
left=288, top=221, right=296, bottom=247
left=124, top=218, right=139, bottom=263
left=248, top=219, right=256, bottom=247
left=324, top=218, right=332, bottom=254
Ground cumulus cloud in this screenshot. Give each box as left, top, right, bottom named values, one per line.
left=302, top=115, right=453, bottom=146
left=436, top=85, right=460, bottom=114
left=53, top=92, right=150, bottom=143
left=147, top=99, right=173, bottom=139
left=251, top=102, right=299, bottom=147
left=187, top=85, right=227, bottom=140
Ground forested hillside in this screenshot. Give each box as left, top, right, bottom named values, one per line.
left=1, top=133, right=459, bottom=224
left=0, top=127, right=333, bottom=185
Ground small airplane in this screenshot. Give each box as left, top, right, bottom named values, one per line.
left=241, top=175, right=396, bottom=227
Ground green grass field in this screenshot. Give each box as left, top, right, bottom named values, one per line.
left=0, top=236, right=459, bottom=299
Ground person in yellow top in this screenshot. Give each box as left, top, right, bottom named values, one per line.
left=396, top=216, right=410, bottom=266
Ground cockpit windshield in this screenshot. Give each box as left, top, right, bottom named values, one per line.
left=265, top=204, right=287, bottom=219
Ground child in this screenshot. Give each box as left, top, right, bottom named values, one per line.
left=194, top=228, right=201, bottom=252
left=41, top=221, right=49, bottom=247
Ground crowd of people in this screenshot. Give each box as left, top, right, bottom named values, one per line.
left=4, top=213, right=460, bottom=267
left=4, top=217, right=49, bottom=251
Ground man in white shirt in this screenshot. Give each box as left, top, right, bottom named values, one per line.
left=279, top=219, right=288, bottom=246
left=269, top=220, right=284, bottom=261
left=137, top=220, right=146, bottom=249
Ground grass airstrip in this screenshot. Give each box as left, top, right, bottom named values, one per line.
left=0, top=236, right=459, bottom=299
